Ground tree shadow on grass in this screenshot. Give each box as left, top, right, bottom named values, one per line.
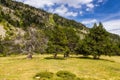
left=70, top=56, right=93, bottom=59
left=44, top=56, right=66, bottom=60
left=99, top=58, right=115, bottom=63
left=71, top=56, right=115, bottom=63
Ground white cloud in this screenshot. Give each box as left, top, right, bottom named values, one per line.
left=103, top=19, right=120, bottom=35
left=53, top=5, right=68, bottom=15
left=15, top=0, right=94, bottom=8
left=86, top=8, right=90, bottom=11
left=17, top=0, right=54, bottom=8
left=49, top=5, right=78, bottom=17
left=102, top=12, right=120, bottom=21
left=82, top=19, right=98, bottom=24
left=86, top=3, right=94, bottom=9
left=66, top=12, right=78, bottom=17
left=14, top=0, right=99, bottom=17
left=79, top=11, right=83, bottom=15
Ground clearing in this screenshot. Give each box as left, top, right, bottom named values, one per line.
left=0, top=55, right=120, bottom=80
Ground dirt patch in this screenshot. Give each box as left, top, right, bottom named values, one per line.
left=0, top=25, right=6, bottom=38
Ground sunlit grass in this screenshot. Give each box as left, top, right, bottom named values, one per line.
left=0, top=55, right=120, bottom=80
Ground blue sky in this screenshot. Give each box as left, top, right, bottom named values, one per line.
left=15, top=0, right=120, bottom=35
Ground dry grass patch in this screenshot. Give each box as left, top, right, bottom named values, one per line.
left=0, top=55, right=120, bottom=80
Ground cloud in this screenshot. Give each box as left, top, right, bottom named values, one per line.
left=15, top=0, right=54, bottom=8
left=81, top=19, right=98, bottom=28
left=48, top=5, right=78, bottom=17
left=15, top=0, right=94, bottom=8
left=79, top=11, right=83, bottom=15
left=86, top=3, right=94, bottom=9
left=102, top=12, right=120, bottom=21
left=103, top=19, right=120, bottom=35
left=82, top=19, right=98, bottom=24
left=14, top=0, right=101, bottom=17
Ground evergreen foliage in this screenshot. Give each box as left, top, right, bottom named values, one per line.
left=76, top=23, right=118, bottom=59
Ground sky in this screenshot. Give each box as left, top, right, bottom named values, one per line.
left=14, top=0, right=120, bottom=35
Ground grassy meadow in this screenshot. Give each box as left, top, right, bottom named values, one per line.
left=0, top=55, right=120, bottom=80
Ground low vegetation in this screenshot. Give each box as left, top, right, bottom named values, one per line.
left=34, top=71, right=54, bottom=80
left=33, top=70, right=79, bottom=80
left=56, top=70, right=78, bottom=80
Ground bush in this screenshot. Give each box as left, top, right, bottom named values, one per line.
left=33, top=71, right=80, bottom=80
left=34, top=71, right=54, bottom=80
left=56, top=70, right=76, bottom=80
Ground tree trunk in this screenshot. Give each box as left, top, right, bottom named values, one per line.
left=27, top=53, right=32, bottom=59
left=54, top=53, right=57, bottom=58
left=64, top=51, right=70, bottom=58
left=64, top=53, right=69, bottom=58
left=93, top=55, right=100, bottom=59
left=66, top=52, right=70, bottom=57
left=64, top=53, right=66, bottom=58
left=93, top=55, right=97, bottom=59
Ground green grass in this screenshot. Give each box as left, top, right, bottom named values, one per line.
left=0, top=55, right=120, bottom=80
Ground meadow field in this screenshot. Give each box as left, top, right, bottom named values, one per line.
left=0, top=55, right=120, bottom=80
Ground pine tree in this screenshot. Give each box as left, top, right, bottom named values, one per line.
left=47, top=26, right=68, bottom=58
left=80, top=22, right=114, bottom=59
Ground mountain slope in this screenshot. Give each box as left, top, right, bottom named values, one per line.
left=0, top=0, right=87, bottom=29
left=0, top=0, right=89, bottom=40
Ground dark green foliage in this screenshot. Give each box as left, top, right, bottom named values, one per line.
left=109, top=33, right=120, bottom=55
left=56, top=70, right=76, bottom=80
left=46, top=26, right=68, bottom=58
left=76, top=40, right=91, bottom=57
left=46, top=26, right=80, bottom=58
left=77, top=23, right=116, bottom=59
left=53, top=14, right=86, bottom=30
left=34, top=71, right=54, bottom=79
left=64, top=27, right=80, bottom=52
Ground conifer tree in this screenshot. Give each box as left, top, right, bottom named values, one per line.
left=78, top=22, right=114, bottom=59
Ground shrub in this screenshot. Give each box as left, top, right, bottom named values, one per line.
left=56, top=70, right=76, bottom=80
left=34, top=71, right=54, bottom=80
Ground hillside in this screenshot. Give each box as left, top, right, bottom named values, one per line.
left=0, top=0, right=88, bottom=36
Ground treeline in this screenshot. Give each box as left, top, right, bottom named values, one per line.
left=0, top=23, right=120, bottom=59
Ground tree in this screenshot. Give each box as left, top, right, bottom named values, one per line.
left=46, top=26, right=68, bottom=58
left=22, top=27, right=48, bottom=59
left=63, top=27, right=80, bottom=57
left=78, top=23, right=113, bottom=59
